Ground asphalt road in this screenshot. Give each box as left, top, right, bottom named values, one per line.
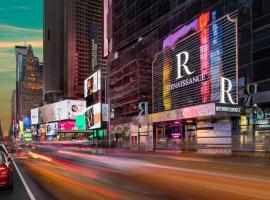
left=2, top=144, right=270, bottom=200
left=0, top=160, right=30, bottom=200
left=0, top=152, right=57, bottom=200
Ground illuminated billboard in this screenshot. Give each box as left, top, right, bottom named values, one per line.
left=31, top=108, right=39, bottom=125
left=40, top=104, right=55, bottom=123
left=103, top=0, right=109, bottom=57
left=46, top=122, right=58, bottom=135
left=153, top=12, right=238, bottom=113
left=58, top=120, right=76, bottom=131
left=84, top=69, right=101, bottom=98
left=85, top=103, right=101, bottom=130
left=54, top=100, right=86, bottom=121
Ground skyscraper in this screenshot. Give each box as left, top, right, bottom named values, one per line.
left=44, top=0, right=105, bottom=103
left=107, top=0, right=270, bottom=152
left=17, top=44, right=43, bottom=121
left=9, top=90, right=17, bottom=137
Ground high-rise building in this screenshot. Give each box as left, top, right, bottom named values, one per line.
left=107, top=0, right=270, bottom=151
left=0, top=120, right=3, bottom=138
left=9, top=90, right=17, bottom=137
left=15, top=45, right=28, bottom=119
left=44, top=0, right=105, bottom=103
left=17, top=44, right=43, bottom=121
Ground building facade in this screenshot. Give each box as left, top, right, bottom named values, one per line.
left=9, top=90, right=17, bottom=137
left=107, top=0, right=270, bottom=151
left=44, top=0, right=106, bottom=103
left=17, top=45, right=43, bottom=121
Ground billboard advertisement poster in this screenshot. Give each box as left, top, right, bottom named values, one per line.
left=31, top=125, right=38, bottom=135
left=31, top=108, right=39, bottom=125
left=84, top=69, right=101, bottom=98
left=46, top=122, right=58, bottom=135
left=54, top=100, right=67, bottom=121
left=40, top=104, right=55, bottom=123
left=102, top=104, right=109, bottom=122
left=76, top=114, right=86, bottom=131
left=54, top=100, right=86, bottom=121
left=154, top=13, right=237, bottom=113
left=23, top=117, right=31, bottom=131
left=67, top=100, right=86, bottom=120
left=85, top=103, right=101, bottom=130
left=58, top=120, right=76, bottom=131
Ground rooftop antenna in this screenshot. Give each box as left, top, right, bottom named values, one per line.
left=24, top=32, right=27, bottom=46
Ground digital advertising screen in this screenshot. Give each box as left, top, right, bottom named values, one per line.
left=84, top=69, right=101, bottom=98
left=85, top=103, right=101, bottom=130
left=54, top=100, right=86, bottom=121
left=31, top=108, right=39, bottom=125
left=153, top=11, right=238, bottom=113
left=46, top=122, right=58, bottom=135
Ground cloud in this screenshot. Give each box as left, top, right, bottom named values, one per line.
left=0, top=40, right=43, bottom=49
left=0, top=52, right=14, bottom=58
left=0, top=6, right=30, bottom=11
left=0, top=24, right=42, bottom=33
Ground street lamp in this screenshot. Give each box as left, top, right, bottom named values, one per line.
left=56, top=113, right=61, bottom=141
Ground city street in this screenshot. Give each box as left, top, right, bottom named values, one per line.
left=2, top=143, right=270, bottom=200
left=1, top=0, right=270, bottom=200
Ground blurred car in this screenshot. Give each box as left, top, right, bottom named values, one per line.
left=0, top=144, right=9, bottom=157
left=0, top=152, right=13, bottom=189
left=8, top=145, right=22, bottom=154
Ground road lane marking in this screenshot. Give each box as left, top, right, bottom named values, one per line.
left=11, top=157, right=36, bottom=200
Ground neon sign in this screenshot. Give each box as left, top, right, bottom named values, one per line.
left=198, top=12, right=210, bottom=103
left=153, top=13, right=238, bottom=113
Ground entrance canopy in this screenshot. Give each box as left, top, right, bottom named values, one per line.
left=136, top=103, right=241, bottom=125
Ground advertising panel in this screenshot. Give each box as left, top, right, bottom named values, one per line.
left=40, top=104, right=55, bottom=123
left=153, top=12, right=237, bottom=113
left=102, top=104, right=109, bottom=122
left=103, top=0, right=109, bottom=57
left=90, top=23, right=99, bottom=71
left=67, top=100, right=86, bottom=120
left=23, top=117, right=31, bottom=131
left=31, top=108, right=39, bottom=125
left=46, top=122, right=58, bottom=135
left=85, top=103, right=101, bottom=130
left=54, top=100, right=67, bottom=121
left=58, top=120, right=76, bottom=131
left=54, top=100, right=86, bottom=121
left=76, top=114, right=86, bottom=131
left=84, top=70, right=101, bottom=98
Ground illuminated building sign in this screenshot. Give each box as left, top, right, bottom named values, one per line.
left=138, top=103, right=241, bottom=125
left=58, top=120, right=76, bottom=131
left=85, top=103, right=101, bottom=130
left=153, top=13, right=238, bottom=113
left=90, top=24, right=98, bottom=71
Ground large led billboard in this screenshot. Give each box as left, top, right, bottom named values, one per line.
left=46, top=122, right=58, bottom=135
left=153, top=12, right=238, bottom=113
left=84, top=69, right=101, bottom=98
left=85, top=103, right=101, bottom=130
left=54, top=100, right=86, bottom=121
left=31, top=108, right=39, bottom=125
left=58, top=120, right=76, bottom=131
left=39, top=104, right=55, bottom=123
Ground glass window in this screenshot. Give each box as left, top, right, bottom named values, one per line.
left=253, top=57, right=270, bottom=81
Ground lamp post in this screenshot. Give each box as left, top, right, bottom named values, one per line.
left=56, top=113, right=61, bottom=141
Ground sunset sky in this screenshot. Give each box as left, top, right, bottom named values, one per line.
left=0, top=0, right=43, bottom=135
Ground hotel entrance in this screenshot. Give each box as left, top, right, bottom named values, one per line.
left=154, top=120, right=197, bottom=151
